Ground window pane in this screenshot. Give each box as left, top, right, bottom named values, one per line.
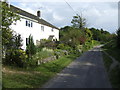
left=31, top=22, right=33, bottom=27
left=29, top=23, right=30, bottom=27
left=26, top=21, right=28, bottom=26
left=41, top=26, right=44, bottom=31
left=28, top=21, right=30, bottom=27
left=51, top=28, right=54, bottom=32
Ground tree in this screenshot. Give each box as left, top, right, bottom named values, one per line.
left=60, top=26, right=86, bottom=48
left=1, top=1, right=28, bottom=67
left=89, top=28, right=101, bottom=41
left=84, top=28, right=93, bottom=41
left=26, top=35, right=36, bottom=59
left=71, top=14, right=86, bottom=29
left=13, top=34, right=23, bottom=49
left=117, top=28, right=120, bottom=48
left=1, top=1, right=20, bottom=53
left=89, top=28, right=113, bottom=43
left=3, top=33, right=27, bottom=67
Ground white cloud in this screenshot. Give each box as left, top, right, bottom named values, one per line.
left=9, top=1, right=118, bottom=33
left=53, top=13, right=64, bottom=21
left=73, top=2, right=118, bottom=33
left=8, top=0, right=120, bottom=2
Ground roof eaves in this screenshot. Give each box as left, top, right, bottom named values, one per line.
left=10, top=4, right=60, bottom=30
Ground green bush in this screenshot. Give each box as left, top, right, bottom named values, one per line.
left=26, top=48, right=54, bottom=66
left=35, top=49, right=54, bottom=60
left=39, top=39, right=57, bottom=49
left=54, top=49, right=66, bottom=59
left=70, top=49, right=79, bottom=55
left=5, top=49, right=27, bottom=67
left=110, top=65, right=120, bottom=88
left=117, top=28, right=120, bottom=49
left=57, top=43, right=72, bottom=54
left=92, top=40, right=100, bottom=46
left=26, top=58, right=37, bottom=67
left=57, top=43, right=82, bottom=55
left=26, top=35, right=36, bottom=58
left=57, top=43, right=65, bottom=49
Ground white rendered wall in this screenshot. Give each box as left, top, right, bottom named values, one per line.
left=10, top=17, right=59, bottom=50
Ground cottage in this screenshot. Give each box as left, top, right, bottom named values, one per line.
left=10, top=4, right=59, bottom=50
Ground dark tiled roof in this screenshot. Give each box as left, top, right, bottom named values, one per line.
left=10, top=4, right=59, bottom=30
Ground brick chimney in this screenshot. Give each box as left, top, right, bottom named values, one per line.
left=37, top=11, right=41, bottom=18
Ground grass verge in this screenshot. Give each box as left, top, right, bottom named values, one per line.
left=2, top=54, right=78, bottom=88
left=102, top=40, right=120, bottom=89
left=102, top=40, right=120, bottom=62
left=102, top=52, right=113, bottom=72
left=109, top=65, right=120, bottom=88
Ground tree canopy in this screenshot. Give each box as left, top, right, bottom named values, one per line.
left=117, top=28, right=120, bottom=48
left=71, top=14, right=86, bottom=29
left=89, top=27, right=113, bottom=43
left=60, top=26, right=91, bottom=48
left=2, top=1, right=20, bottom=48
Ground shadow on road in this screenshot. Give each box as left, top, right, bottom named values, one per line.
left=43, top=46, right=112, bottom=88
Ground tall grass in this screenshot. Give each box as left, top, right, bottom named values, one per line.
left=102, top=52, right=113, bottom=71
left=33, top=49, right=54, bottom=60
left=102, top=40, right=120, bottom=62
left=3, top=54, right=77, bottom=88
left=102, top=40, right=120, bottom=89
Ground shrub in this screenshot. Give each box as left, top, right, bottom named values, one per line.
left=26, top=35, right=36, bottom=58
left=3, top=33, right=27, bottom=67
left=117, top=28, right=120, bottom=49
left=92, top=40, right=100, bottom=46
left=57, top=43, right=65, bottom=49
left=26, top=48, right=54, bottom=66
left=39, top=39, right=57, bottom=49
left=5, top=49, right=27, bottom=67
left=79, top=36, right=86, bottom=44
left=54, top=49, right=66, bottom=59
left=110, top=65, right=120, bottom=88
left=57, top=43, right=72, bottom=53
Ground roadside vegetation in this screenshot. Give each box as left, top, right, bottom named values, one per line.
left=3, top=55, right=77, bottom=88
left=2, top=1, right=116, bottom=88
left=109, top=65, right=120, bottom=88
left=102, top=53, right=113, bottom=72
left=102, top=40, right=120, bottom=63
left=102, top=28, right=120, bottom=89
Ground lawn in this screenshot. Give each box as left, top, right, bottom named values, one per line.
left=2, top=54, right=78, bottom=88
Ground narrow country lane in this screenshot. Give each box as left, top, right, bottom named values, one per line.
left=42, top=45, right=112, bottom=88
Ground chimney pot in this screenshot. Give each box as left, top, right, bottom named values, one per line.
left=37, top=11, right=41, bottom=17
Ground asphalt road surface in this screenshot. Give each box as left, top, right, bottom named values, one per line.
left=43, top=46, right=112, bottom=88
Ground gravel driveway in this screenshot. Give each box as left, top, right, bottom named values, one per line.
left=42, top=46, right=112, bottom=88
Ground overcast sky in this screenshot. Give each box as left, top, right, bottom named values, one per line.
left=8, top=0, right=119, bottom=33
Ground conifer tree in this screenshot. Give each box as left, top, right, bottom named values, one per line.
left=26, top=35, right=36, bottom=59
